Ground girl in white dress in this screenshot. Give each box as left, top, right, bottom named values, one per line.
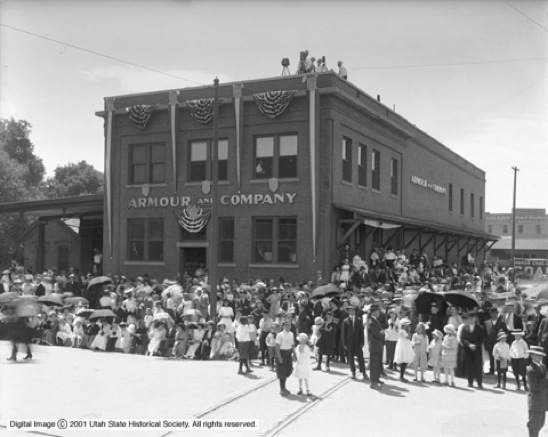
left=293, top=333, right=313, bottom=396
left=90, top=319, right=108, bottom=351
left=147, top=322, right=166, bottom=356
left=394, top=318, right=414, bottom=382
left=218, top=300, right=235, bottom=334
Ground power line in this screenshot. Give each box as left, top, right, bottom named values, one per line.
left=0, top=23, right=210, bottom=87
left=353, top=56, right=548, bottom=71
left=504, top=1, right=548, bottom=34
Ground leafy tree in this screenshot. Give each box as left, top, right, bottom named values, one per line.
left=46, top=161, right=104, bottom=197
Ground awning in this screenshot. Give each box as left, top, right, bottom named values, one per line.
left=491, top=237, right=548, bottom=251
left=333, top=203, right=498, bottom=241
left=0, top=194, right=104, bottom=219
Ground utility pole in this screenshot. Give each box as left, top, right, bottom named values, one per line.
left=511, top=166, right=519, bottom=266
left=209, top=78, right=219, bottom=321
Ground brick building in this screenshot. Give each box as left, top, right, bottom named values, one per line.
left=96, top=71, right=495, bottom=283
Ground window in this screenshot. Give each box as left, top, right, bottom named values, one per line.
left=488, top=225, right=493, bottom=234
left=254, top=134, right=297, bottom=179
left=470, top=193, right=475, bottom=218
left=449, top=184, right=453, bottom=212
left=372, top=150, right=381, bottom=191
left=460, top=188, right=465, bottom=215
left=537, top=224, right=542, bottom=234
left=390, top=159, right=398, bottom=196
left=253, top=217, right=297, bottom=263
left=518, top=224, right=524, bottom=234
left=219, top=217, right=235, bottom=262
left=358, top=144, right=367, bottom=186
left=57, top=245, right=70, bottom=271
left=129, top=143, right=165, bottom=184
left=503, top=224, right=508, bottom=234
left=479, top=196, right=483, bottom=220
left=188, top=139, right=228, bottom=182
left=128, top=218, right=164, bottom=261
left=342, top=137, right=352, bottom=182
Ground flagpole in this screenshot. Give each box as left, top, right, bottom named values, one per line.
left=209, top=78, right=219, bottom=321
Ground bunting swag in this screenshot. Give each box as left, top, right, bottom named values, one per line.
left=186, top=98, right=214, bottom=124
left=127, top=105, right=156, bottom=129
left=253, top=90, right=296, bottom=118
left=174, top=204, right=211, bottom=233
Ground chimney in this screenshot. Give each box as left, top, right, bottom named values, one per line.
left=377, top=95, right=381, bottom=102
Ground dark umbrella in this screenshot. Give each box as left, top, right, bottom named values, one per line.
left=442, top=290, right=478, bottom=310
left=414, top=291, right=444, bottom=314
left=0, top=291, right=19, bottom=303
left=311, top=283, right=341, bottom=298
left=87, top=276, right=112, bottom=290
left=65, top=297, right=89, bottom=306
left=38, top=295, right=64, bottom=307
left=89, top=309, right=118, bottom=320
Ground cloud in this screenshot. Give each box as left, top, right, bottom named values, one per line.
left=82, top=65, right=233, bottom=95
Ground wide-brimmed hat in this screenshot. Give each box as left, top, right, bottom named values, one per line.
left=497, top=331, right=508, bottom=341
left=512, top=330, right=524, bottom=337
left=432, top=329, right=443, bottom=339
left=443, top=324, right=456, bottom=334
left=530, top=346, right=546, bottom=357
left=369, top=303, right=380, bottom=312
left=400, top=317, right=411, bottom=326
left=298, top=333, right=309, bottom=342
left=314, top=317, right=323, bottom=326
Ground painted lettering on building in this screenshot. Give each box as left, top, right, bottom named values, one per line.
left=128, top=193, right=297, bottom=208
left=410, top=175, right=447, bottom=195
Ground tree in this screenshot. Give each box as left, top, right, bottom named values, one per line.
left=46, top=161, right=104, bottom=197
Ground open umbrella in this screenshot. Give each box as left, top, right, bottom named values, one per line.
left=443, top=290, right=478, bottom=310
left=75, top=308, right=94, bottom=318
left=162, top=284, right=184, bottom=302
left=537, top=288, right=548, bottom=301
left=182, top=309, right=203, bottom=321
left=152, top=312, right=174, bottom=323
left=87, top=276, right=112, bottom=290
left=65, top=296, right=89, bottom=306
left=0, top=291, right=20, bottom=303
left=38, top=295, right=64, bottom=307
left=414, top=291, right=444, bottom=314
left=89, top=308, right=118, bottom=320
left=15, top=297, right=41, bottom=317
left=311, top=283, right=341, bottom=298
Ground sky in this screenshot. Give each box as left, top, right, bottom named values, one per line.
left=0, top=0, right=547, bottom=214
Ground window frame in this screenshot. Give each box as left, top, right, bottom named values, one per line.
left=390, top=158, right=398, bottom=196
left=470, top=193, right=475, bottom=218
left=129, top=142, right=166, bottom=185
left=252, top=217, right=297, bottom=264
left=253, top=133, right=298, bottom=180
left=127, top=218, right=164, bottom=261
left=449, top=183, right=453, bottom=212
left=460, top=188, right=465, bottom=215
left=187, top=138, right=229, bottom=182
left=218, top=217, right=235, bottom=263
left=342, top=137, right=352, bottom=183
left=357, top=144, right=367, bottom=187
left=372, top=149, right=381, bottom=191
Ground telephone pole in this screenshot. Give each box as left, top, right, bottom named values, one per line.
left=511, top=166, right=519, bottom=264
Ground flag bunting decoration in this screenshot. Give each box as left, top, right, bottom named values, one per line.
left=174, top=204, right=211, bottom=233
left=186, top=98, right=215, bottom=124
left=127, top=105, right=156, bottom=129
left=253, top=90, right=296, bottom=118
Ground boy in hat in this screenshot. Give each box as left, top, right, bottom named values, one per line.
left=510, top=330, right=529, bottom=391
left=276, top=320, right=296, bottom=395
left=526, top=346, right=548, bottom=437
left=493, top=331, right=510, bottom=389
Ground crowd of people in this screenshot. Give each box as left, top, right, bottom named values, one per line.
left=1, top=247, right=546, bottom=397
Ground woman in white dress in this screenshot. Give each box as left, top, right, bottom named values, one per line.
left=56, top=316, right=74, bottom=346
left=293, top=333, right=313, bottom=396
left=394, top=318, right=414, bottom=382
left=90, top=319, right=108, bottom=351
left=218, top=299, right=235, bottom=334
left=147, top=322, right=166, bottom=356
left=185, top=323, right=205, bottom=359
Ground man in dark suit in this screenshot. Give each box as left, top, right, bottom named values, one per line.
left=526, top=346, right=548, bottom=437
left=483, top=307, right=509, bottom=374
left=460, top=311, right=485, bottom=388
left=65, top=274, right=81, bottom=295
left=367, top=304, right=385, bottom=389
left=504, top=301, right=524, bottom=344
left=341, top=305, right=368, bottom=380
left=352, top=266, right=371, bottom=289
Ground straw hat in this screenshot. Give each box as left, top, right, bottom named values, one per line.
left=530, top=346, right=546, bottom=357
left=443, top=324, right=456, bottom=334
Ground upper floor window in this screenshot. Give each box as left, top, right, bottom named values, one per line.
left=390, top=158, right=398, bottom=196
left=129, top=143, right=165, bottom=184
left=188, top=139, right=228, bottom=182
left=460, top=188, right=465, bottom=215
left=470, top=193, right=475, bottom=218
left=479, top=196, right=483, bottom=220
left=342, top=137, right=352, bottom=183
left=254, top=134, right=297, bottom=179
left=372, top=150, right=381, bottom=191
left=128, top=218, right=164, bottom=261
left=449, top=183, right=453, bottom=212
left=358, top=144, right=367, bottom=187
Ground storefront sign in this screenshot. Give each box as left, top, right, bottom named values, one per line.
left=128, top=192, right=297, bottom=209
left=514, top=258, right=548, bottom=277
left=410, top=175, right=447, bottom=195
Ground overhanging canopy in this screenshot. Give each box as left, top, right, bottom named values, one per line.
left=0, top=194, right=104, bottom=220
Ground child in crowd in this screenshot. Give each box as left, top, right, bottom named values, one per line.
left=114, top=322, right=131, bottom=353
left=441, top=324, right=458, bottom=387
left=293, top=333, right=313, bottom=396
left=385, top=307, right=399, bottom=370
left=493, top=331, right=510, bottom=389
left=394, top=318, right=414, bottom=382
left=510, top=330, right=529, bottom=390
left=428, top=329, right=443, bottom=383
left=266, top=323, right=279, bottom=371
left=412, top=322, right=429, bottom=382
left=72, top=319, right=84, bottom=348
left=172, top=323, right=188, bottom=358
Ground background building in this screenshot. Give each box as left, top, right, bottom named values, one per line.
left=97, top=72, right=494, bottom=283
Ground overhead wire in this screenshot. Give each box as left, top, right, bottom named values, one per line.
left=504, top=1, right=548, bottom=34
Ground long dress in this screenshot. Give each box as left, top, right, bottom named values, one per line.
left=90, top=321, right=108, bottom=351
left=147, top=327, right=166, bottom=355
left=185, top=329, right=204, bottom=358
left=394, top=330, right=414, bottom=364
left=293, top=345, right=312, bottom=379
left=412, top=333, right=428, bottom=370
left=218, top=306, right=235, bottom=333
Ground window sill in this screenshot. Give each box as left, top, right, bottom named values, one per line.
left=249, top=178, right=300, bottom=184
left=371, top=189, right=381, bottom=195
left=184, top=181, right=229, bottom=186
left=248, top=263, right=299, bottom=269
left=390, top=194, right=399, bottom=199
left=124, top=261, right=166, bottom=266
left=176, top=241, right=209, bottom=248
left=125, top=183, right=167, bottom=189
left=357, top=184, right=368, bottom=191
left=340, top=180, right=353, bottom=187
left=218, top=263, right=236, bottom=267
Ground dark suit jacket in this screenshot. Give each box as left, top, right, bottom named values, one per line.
left=367, top=316, right=385, bottom=354
left=484, top=317, right=508, bottom=351
left=460, top=323, right=484, bottom=360
left=342, top=316, right=364, bottom=349
left=527, top=361, right=548, bottom=411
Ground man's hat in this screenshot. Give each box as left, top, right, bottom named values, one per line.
left=369, top=303, right=380, bottom=312
left=282, top=320, right=292, bottom=326
left=530, top=346, right=546, bottom=357
left=314, top=317, right=323, bottom=326
left=512, top=330, right=524, bottom=337
left=346, top=305, right=356, bottom=311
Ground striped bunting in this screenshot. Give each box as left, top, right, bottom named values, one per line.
left=253, top=90, right=296, bottom=118
left=174, top=204, right=211, bottom=233
left=186, top=98, right=214, bottom=125
left=126, top=105, right=156, bottom=129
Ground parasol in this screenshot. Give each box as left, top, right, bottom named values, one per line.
left=414, top=291, right=444, bottom=314
left=311, top=283, right=341, bottom=298
left=87, top=276, right=113, bottom=290
left=181, top=309, right=203, bottom=321
left=162, top=284, right=184, bottom=302
left=65, top=296, right=89, bottom=306
left=89, top=309, right=118, bottom=320
left=0, top=291, right=20, bottom=303
left=75, top=308, right=94, bottom=318
left=152, top=312, right=174, bottom=323
left=38, top=295, right=64, bottom=307
left=442, top=290, right=479, bottom=310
